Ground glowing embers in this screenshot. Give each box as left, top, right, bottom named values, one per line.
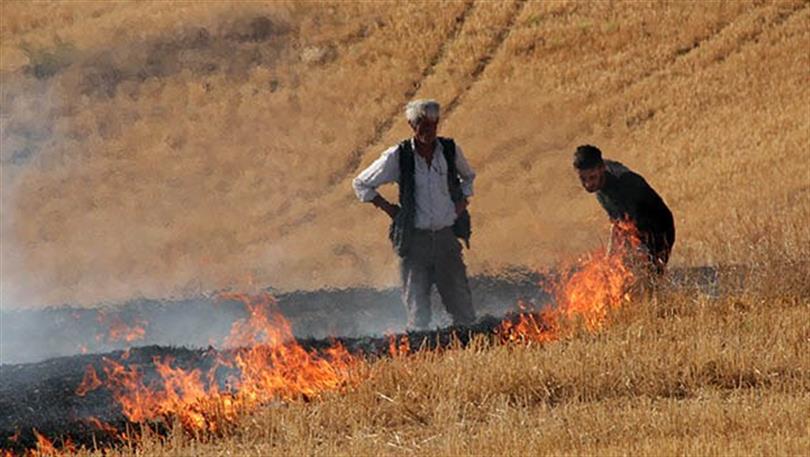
left=75, top=292, right=358, bottom=435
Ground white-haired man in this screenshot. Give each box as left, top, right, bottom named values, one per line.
left=352, top=99, right=477, bottom=330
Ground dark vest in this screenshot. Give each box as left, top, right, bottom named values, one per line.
left=389, top=137, right=472, bottom=257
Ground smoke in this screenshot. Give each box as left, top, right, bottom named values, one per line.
left=0, top=10, right=297, bottom=312
left=0, top=296, right=242, bottom=365
left=0, top=4, right=595, bottom=362
left=0, top=269, right=552, bottom=365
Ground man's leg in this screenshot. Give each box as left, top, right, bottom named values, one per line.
left=400, top=234, right=433, bottom=330
left=434, top=229, right=476, bottom=326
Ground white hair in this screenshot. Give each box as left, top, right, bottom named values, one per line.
left=405, top=99, right=440, bottom=124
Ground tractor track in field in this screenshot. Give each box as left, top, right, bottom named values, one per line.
left=443, top=0, right=528, bottom=118
left=273, top=0, right=528, bottom=237
left=327, top=0, right=478, bottom=187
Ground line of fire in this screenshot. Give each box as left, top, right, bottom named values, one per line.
left=1, top=219, right=730, bottom=455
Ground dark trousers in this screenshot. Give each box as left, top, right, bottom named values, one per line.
left=400, top=227, right=476, bottom=330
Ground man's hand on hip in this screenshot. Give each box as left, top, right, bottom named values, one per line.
left=455, top=198, right=469, bottom=216
left=372, top=195, right=400, bottom=219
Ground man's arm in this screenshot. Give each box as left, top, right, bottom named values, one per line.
left=371, top=195, right=400, bottom=219
left=454, top=144, right=476, bottom=214
left=352, top=145, right=401, bottom=219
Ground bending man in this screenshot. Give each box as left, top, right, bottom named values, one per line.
left=573, top=144, right=675, bottom=275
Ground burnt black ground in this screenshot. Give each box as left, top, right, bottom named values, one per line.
left=0, top=266, right=732, bottom=452
left=0, top=319, right=508, bottom=452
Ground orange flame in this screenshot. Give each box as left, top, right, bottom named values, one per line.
left=88, top=292, right=357, bottom=434
left=2, top=431, right=19, bottom=457
left=497, top=302, right=560, bottom=344
left=57, top=222, right=643, bottom=453
left=31, top=430, right=56, bottom=456
left=75, top=365, right=102, bottom=397
left=388, top=334, right=410, bottom=357
left=498, top=220, right=641, bottom=342
left=84, top=416, right=118, bottom=435
left=95, top=311, right=148, bottom=344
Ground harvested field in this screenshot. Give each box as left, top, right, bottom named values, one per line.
left=1, top=1, right=809, bottom=456
left=2, top=0, right=807, bottom=307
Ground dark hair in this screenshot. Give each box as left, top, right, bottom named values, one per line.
left=573, top=144, right=604, bottom=170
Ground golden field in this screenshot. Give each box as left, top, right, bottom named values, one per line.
left=1, top=1, right=809, bottom=455
left=56, top=271, right=810, bottom=456
left=2, top=0, right=807, bottom=307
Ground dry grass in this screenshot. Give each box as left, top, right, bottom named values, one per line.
left=56, top=278, right=810, bottom=456
left=2, top=2, right=809, bottom=454
left=1, top=1, right=807, bottom=307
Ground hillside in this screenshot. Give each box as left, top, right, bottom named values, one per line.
left=1, top=0, right=809, bottom=308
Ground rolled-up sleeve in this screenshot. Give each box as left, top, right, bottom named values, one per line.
left=454, top=144, right=476, bottom=197
left=352, top=145, right=401, bottom=202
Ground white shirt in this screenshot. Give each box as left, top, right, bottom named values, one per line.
left=352, top=139, right=476, bottom=231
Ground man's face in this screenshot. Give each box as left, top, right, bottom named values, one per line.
left=410, top=117, right=438, bottom=145
left=577, top=164, right=606, bottom=193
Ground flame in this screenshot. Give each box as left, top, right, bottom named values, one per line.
left=31, top=430, right=56, bottom=456
left=75, top=365, right=102, bottom=397
left=85, top=416, right=118, bottom=435
left=2, top=431, right=20, bottom=457
left=49, top=221, right=645, bottom=454
left=95, top=311, right=148, bottom=344
left=498, top=220, right=641, bottom=342
left=86, top=292, right=357, bottom=434
left=498, top=302, right=560, bottom=344
left=388, top=334, right=411, bottom=357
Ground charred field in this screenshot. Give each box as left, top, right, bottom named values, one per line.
left=1, top=270, right=548, bottom=451
left=0, top=266, right=728, bottom=453
left=0, top=321, right=505, bottom=452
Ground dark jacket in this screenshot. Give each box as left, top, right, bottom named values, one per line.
left=596, top=161, right=675, bottom=261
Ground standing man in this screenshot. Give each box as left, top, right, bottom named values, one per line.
left=352, top=99, right=477, bottom=330
left=573, top=144, right=675, bottom=275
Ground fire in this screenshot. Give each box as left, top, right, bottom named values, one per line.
left=498, top=220, right=641, bottom=342
left=388, top=334, right=410, bottom=357
left=96, top=311, right=149, bottom=343
left=31, top=430, right=56, bottom=456
left=95, top=311, right=148, bottom=344
left=498, top=302, right=560, bottom=344
left=75, top=365, right=102, bottom=397
left=222, top=292, right=357, bottom=402
left=84, top=417, right=118, bottom=435
left=44, top=221, right=646, bottom=454
left=78, top=292, right=357, bottom=435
